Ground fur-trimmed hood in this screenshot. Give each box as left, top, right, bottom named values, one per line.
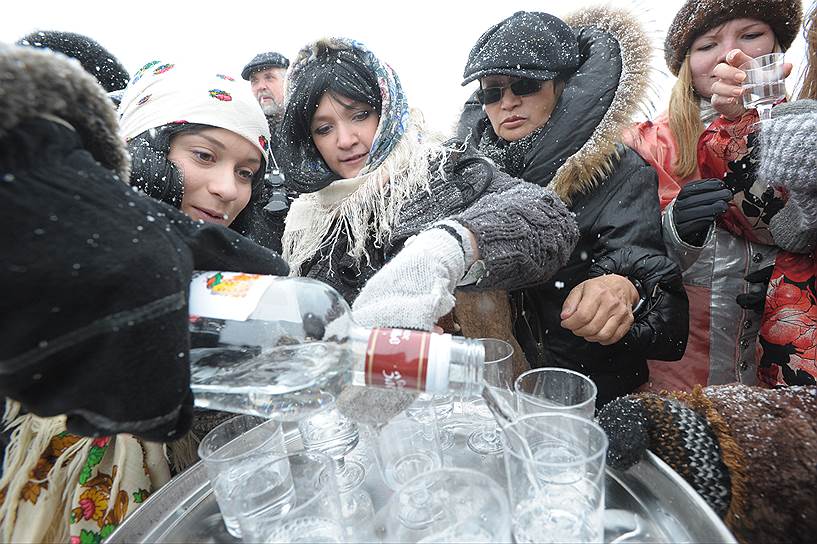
left=0, top=43, right=130, bottom=181
left=459, top=5, right=652, bottom=204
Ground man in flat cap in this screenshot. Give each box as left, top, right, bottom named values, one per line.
left=243, top=51, right=289, bottom=122
left=242, top=51, right=291, bottom=252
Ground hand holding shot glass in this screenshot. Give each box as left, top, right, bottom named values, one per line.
left=739, top=52, right=787, bottom=122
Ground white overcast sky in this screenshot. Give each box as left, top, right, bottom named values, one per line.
left=1, top=0, right=808, bottom=134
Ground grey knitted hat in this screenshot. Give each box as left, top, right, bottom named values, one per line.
left=757, top=100, right=817, bottom=252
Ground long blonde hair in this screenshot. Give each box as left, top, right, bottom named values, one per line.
left=799, top=1, right=817, bottom=99
left=668, top=34, right=785, bottom=178
left=668, top=56, right=704, bottom=179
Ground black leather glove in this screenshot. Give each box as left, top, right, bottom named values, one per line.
left=736, top=266, right=774, bottom=312
left=673, top=179, right=733, bottom=246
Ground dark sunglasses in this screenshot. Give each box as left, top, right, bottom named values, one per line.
left=477, top=78, right=544, bottom=105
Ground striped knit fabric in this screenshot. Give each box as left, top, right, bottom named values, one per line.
left=599, top=392, right=732, bottom=516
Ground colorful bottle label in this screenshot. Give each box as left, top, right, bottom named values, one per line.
left=189, top=271, right=275, bottom=321
left=364, top=328, right=433, bottom=391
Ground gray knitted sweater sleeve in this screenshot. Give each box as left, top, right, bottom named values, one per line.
left=454, top=167, right=579, bottom=290
left=757, top=99, right=817, bottom=253
left=392, top=144, right=579, bottom=291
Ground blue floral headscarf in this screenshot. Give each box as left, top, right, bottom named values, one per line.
left=281, top=38, right=411, bottom=193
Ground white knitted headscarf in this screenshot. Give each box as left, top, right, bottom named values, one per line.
left=118, top=60, right=271, bottom=159
left=282, top=109, right=450, bottom=276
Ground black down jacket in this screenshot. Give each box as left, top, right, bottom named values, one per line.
left=459, top=8, right=689, bottom=406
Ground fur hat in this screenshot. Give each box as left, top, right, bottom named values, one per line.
left=16, top=30, right=130, bottom=92
left=599, top=384, right=817, bottom=544
left=462, top=11, right=580, bottom=85
left=664, top=0, right=803, bottom=76
left=241, top=51, right=290, bottom=80
left=0, top=43, right=129, bottom=181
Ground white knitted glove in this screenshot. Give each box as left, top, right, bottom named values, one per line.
left=352, top=226, right=468, bottom=331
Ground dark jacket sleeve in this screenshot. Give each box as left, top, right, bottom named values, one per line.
left=454, top=166, right=580, bottom=290
left=585, top=150, right=689, bottom=361
left=0, top=120, right=288, bottom=441
left=161, top=200, right=290, bottom=276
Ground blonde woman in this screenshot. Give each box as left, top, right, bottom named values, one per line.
left=624, top=0, right=803, bottom=393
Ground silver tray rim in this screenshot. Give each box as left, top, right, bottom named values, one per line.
left=106, top=444, right=737, bottom=544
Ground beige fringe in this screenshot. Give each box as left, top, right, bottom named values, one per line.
left=282, top=109, right=451, bottom=276
left=554, top=5, right=654, bottom=204
left=0, top=406, right=94, bottom=543
left=166, top=431, right=201, bottom=475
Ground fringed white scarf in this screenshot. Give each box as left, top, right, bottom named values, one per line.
left=282, top=111, right=449, bottom=276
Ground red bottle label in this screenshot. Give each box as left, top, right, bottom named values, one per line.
left=364, top=328, right=431, bottom=391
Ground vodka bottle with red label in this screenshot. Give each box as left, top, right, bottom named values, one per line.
left=188, top=271, right=485, bottom=421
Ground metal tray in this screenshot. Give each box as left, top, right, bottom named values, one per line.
left=107, top=422, right=737, bottom=543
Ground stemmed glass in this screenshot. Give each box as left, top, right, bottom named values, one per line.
left=381, top=468, right=511, bottom=542
left=298, top=406, right=366, bottom=491
left=405, top=393, right=456, bottom=450
left=466, top=338, right=515, bottom=455
left=298, top=406, right=375, bottom=537
left=375, top=411, right=443, bottom=531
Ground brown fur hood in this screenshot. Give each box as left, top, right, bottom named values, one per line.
left=0, top=43, right=130, bottom=181
left=459, top=5, right=653, bottom=204
left=551, top=5, right=653, bottom=203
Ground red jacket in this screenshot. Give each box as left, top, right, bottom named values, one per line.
left=628, top=111, right=816, bottom=389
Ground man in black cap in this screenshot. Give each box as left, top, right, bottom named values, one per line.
left=242, top=51, right=289, bottom=122
left=242, top=51, right=292, bottom=253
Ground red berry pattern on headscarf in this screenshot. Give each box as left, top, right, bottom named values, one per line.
left=153, top=64, right=175, bottom=75
left=209, top=89, right=232, bottom=102
left=132, top=60, right=160, bottom=84
left=259, top=136, right=269, bottom=151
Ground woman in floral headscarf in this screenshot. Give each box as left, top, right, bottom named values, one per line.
left=279, top=38, right=579, bottom=351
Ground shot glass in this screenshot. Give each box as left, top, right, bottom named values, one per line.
left=502, top=413, right=609, bottom=544
left=739, top=52, right=787, bottom=122
left=238, top=451, right=345, bottom=543
left=381, top=468, right=511, bottom=542
left=514, top=367, right=597, bottom=419
left=197, top=415, right=289, bottom=538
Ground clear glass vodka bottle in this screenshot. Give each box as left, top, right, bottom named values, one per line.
left=188, top=271, right=485, bottom=420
